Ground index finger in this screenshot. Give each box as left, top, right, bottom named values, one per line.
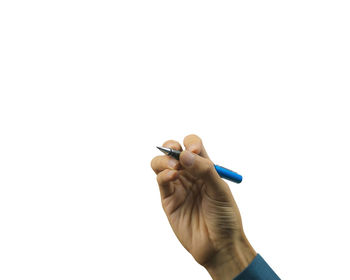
left=162, top=139, right=183, bottom=151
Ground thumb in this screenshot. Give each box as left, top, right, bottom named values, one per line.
left=180, top=150, right=230, bottom=199
left=180, top=150, right=221, bottom=184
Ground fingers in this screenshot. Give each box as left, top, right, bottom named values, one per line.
left=151, top=138, right=182, bottom=199
left=179, top=150, right=219, bottom=183
left=179, top=150, right=228, bottom=199
left=151, top=155, right=180, bottom=174
left=156, top=169, right=178, bottom=198
left=183, top=134, right=210, bottom=159
left=151, top=135, right=229, bottom=201
left=151, top=139, right=182, bottom=174
left=162, top=139, right=182, bottom=151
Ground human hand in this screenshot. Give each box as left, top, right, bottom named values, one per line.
left=151, top=134, right=256, bottom=280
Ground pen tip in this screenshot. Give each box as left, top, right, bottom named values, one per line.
left=156, top=146, right=171, bottom=154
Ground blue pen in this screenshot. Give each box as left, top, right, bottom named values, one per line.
left=156, top=146, right=242, bottom=184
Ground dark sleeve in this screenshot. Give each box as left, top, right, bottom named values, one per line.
left=233, top=254, right=281, bottom=280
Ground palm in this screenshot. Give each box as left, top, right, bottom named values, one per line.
left=161, top=168, right=242, bottom=266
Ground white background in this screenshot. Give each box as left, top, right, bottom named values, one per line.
left=1, top=1, right=349, bottom=279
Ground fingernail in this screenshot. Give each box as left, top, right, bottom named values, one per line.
left=181, top=150, right=195, bottom=167
left=168, top=159, right=179, bottom=169
left=188, top=144, right=198, bottom=153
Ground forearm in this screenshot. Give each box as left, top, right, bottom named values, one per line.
left=204, top=235, right=256, bottom=280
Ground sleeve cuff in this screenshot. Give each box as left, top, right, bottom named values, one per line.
left=233, top=254, right=280, bottom=280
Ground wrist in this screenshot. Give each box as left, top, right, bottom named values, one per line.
left=204, top=235, right=256, bottom=280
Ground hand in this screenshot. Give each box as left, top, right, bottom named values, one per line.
left=151, top=134, right=256, bottom=280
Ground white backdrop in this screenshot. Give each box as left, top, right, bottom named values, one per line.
left=1, top=1, right=349, bottom=279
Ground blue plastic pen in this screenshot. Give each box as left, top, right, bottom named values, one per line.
left=156, top=146, right=242, bottom=184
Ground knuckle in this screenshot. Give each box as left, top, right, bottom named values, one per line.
left=151, top=156, right=161, bottom=171
left=150, top=157, right=157, bottom=170
left=156, top=173, right=162, bottom=184
left=156, top=171, right=167, bottom=185
left=162, top=139, right=178, bottom=148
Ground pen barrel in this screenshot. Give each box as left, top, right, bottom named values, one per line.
left=214, top=165, right=242, bottom=184
left=168, top=149, right=181, bottom=160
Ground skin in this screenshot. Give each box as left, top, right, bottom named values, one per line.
left=151, top=134, right=257, bottom=280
